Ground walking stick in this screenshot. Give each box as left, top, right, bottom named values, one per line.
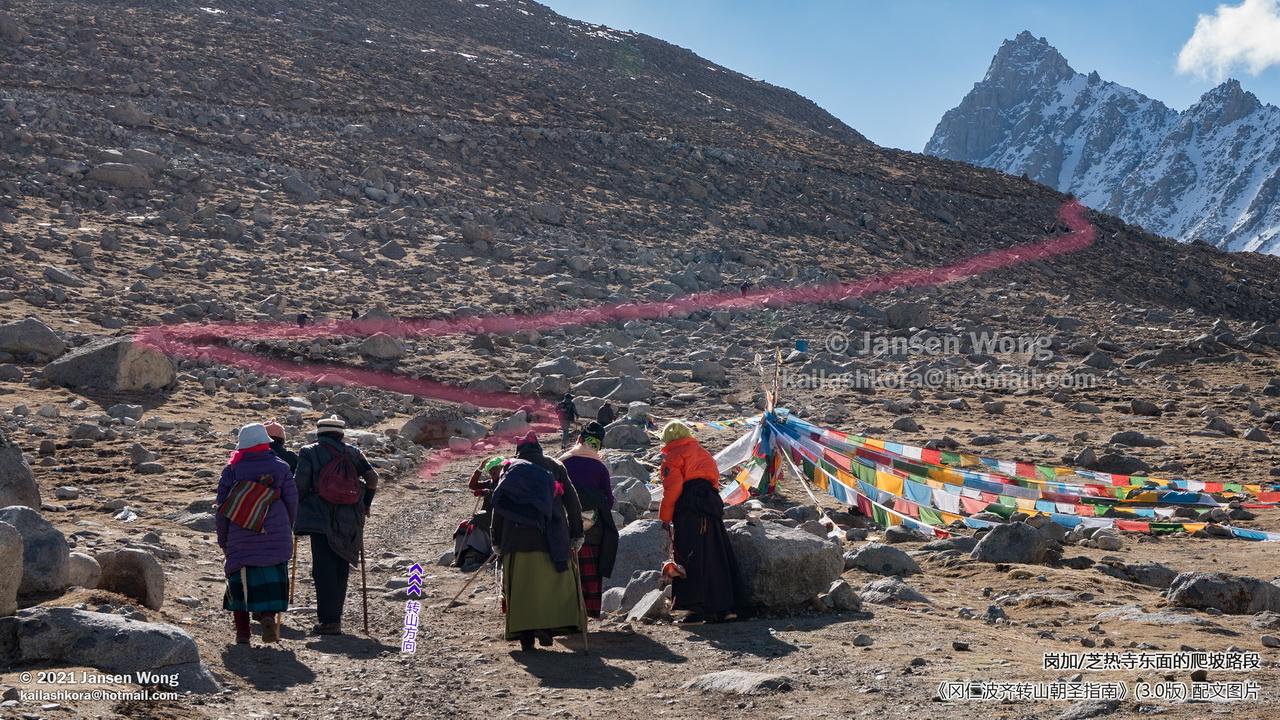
left=288, top=535, right=298, bottom=605
left=572, top=551, right=589, bottom=655
left=443, top=552, right=498, bottom=611
left=360, top=545, right=369, bottom=636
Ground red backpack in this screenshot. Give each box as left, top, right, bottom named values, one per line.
left=316, top=443, right=361, bottom=505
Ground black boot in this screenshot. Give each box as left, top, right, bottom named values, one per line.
left=519, top=631, right=536, bottom=652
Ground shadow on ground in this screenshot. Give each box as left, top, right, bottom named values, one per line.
left=682, top=612, right=857, bottom=658
left=220, top=645, right=317, bottom=690
left=509, top=641, right=638, bottom=689
left=304, top=634, right=398, bottom=658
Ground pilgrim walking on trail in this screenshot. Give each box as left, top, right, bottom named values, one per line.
left=557, top=393, right=578, bottom=447
left=293, top=415, right=380, bottom=635
left=659, top=420, right=744, bottom=623
left=265, top=420, right=298, bottom=473
left=453, top=455, right=504, bottom=570
left=216, top=422, right=298, bottom=644
left=559, top=422, right=618, bottom=618
left=491, top=432, right=587, bottom=652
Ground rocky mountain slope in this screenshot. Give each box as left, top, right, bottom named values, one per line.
left=926, top=31, right=1280, bottom=253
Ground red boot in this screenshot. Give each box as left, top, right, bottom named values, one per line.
left=233, top=611, right=251, bottom=644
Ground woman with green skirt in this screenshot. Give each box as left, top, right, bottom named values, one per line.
left=491, top=432, right=586, bottom=652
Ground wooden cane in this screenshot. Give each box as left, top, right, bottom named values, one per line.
left=572, top=550, right=589, bottom=655
left=442, top=552, right=498, bottom=611
left=360, top=545, right=369, bottom=636
left=288, top=535, right=298, bottom=605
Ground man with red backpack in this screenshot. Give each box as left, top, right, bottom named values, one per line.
left=293, top=415, right=379, bottom=635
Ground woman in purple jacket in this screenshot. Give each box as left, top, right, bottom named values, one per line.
left=559, top=422, right=618, bottom=618
left=216, top=423, right=298, bottom=644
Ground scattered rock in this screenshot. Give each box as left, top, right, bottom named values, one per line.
left=625, top=588, right=668, bottom=622
left=819, top=579, right=862, bottom=611
left=845, top=542, right=921, bottom=576
left=859, top=576, right=929, bottom=605
left=1167, top=572, right=1280, bottom=615
left=67, top=552, right=101, bottom=589
left=0, top=522, right=20, bottom=616
left=0, top=431, right=39, bottom=510
left=683, top=670, right=791, bottom=695
left=0, top=318, right=66, bottom=361
left=0, top=506, right=69, bottom=596
left=970, top=522, right=1057, bottom=565
left=97, top=549, right=165, bottom=610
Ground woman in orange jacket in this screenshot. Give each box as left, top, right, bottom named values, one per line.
left=659, top=420, right=744, bottom=623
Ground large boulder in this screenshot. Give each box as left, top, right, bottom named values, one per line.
left=1094, top=560, right=1178, bottom=590
left=68, top=552, right=102, bottom=589
left=727, top=521, right=843, bottom=608
left=1167, top=572, right=1280, bottom=615
left=970, top=522, right=1057, bottom=565
left=97, top=549, right=165, bottom=610
left=845, top=542, right=921, bottom=576
left=400, top=408, right=470, bottom=446
left=601, top=452, right=651, bottom=483
left=0, top=506, right=68, bottom=596
left=1, top=607, right=220, bottom=693
left=358, top=333, right=405, bottom=361
left=0, top=522, right=21, bottom=616
left=612, top=476, right=652, bottom=511
left=604, top=423, right=650, bottom=449
left=43, top=338, right=175, bottom=393
left=607, top=376, right=653, bottom=403
left=532, top=355, right=580, bottom=377
left=87, top=162, right=151, bottom=190
left=0, top=430, right=39, bottom=509
left=884, top=301, right=930, bottom=329
left=0, top=318, right=66, bottom=361
left=605, top=520, right=669, bottom=590
left=616, top=569, right=662, bottom=615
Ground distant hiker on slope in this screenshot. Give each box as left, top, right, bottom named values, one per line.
left=492, top=432, right=586, bottom=652
left=264, top=420, right=298, bottom=473
left=293, top=415, right=380, bottom=635
left=453, top=455, right=504, bottom=570
left=557, top=393, right=577, bottom=447
left=595, top=401, right=615, bottom=428
left=559, top=422, right=617, bottom=618
left=659, top=420, right=744, bottom=624
left=216, top=422, right=298, bottom=645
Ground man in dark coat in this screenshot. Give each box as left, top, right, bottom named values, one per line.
left=293, top=415, right=379, bottom=635
left=595, top=402, right=616, bottom=427
left=557, top=393, right=577, bottom=447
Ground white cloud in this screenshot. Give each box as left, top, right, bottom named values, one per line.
left=1177, top=0, right=1280, bottom=79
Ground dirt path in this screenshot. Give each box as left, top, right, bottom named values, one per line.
left=170, top=453, right=1279, bottom=720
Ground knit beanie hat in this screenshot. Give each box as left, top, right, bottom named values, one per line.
left=660, top=420, right=693, bottom=444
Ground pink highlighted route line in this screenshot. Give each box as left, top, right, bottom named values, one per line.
left=135, top=201, right=1095, bottom=480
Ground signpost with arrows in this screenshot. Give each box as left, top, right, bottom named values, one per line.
left=401, top=563, right=424, bottom=654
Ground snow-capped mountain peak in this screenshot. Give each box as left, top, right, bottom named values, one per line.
left=926, top=34, right=1280, bottom=254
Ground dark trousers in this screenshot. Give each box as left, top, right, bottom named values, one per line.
left=311, top=534, right=350, bottom=625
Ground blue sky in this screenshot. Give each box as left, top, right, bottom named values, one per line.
left=541, top=0, right=1280, bottom=150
